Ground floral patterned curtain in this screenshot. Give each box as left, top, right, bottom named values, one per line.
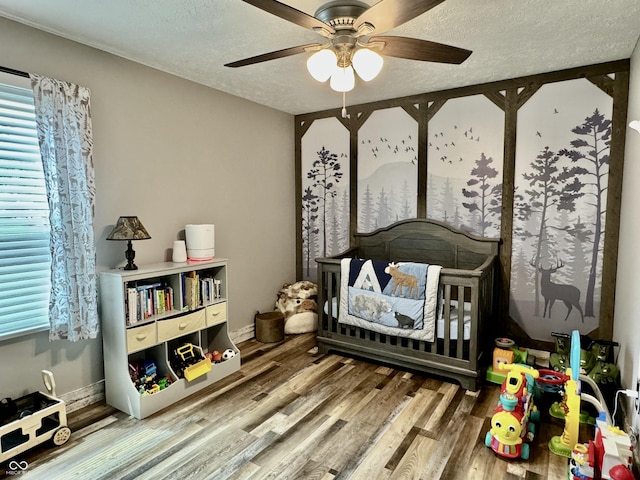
left=30, top=74, right=98, bottom=341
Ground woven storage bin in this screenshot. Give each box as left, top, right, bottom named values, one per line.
left=255, top=311, right=284, bottom=343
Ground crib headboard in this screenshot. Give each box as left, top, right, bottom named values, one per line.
left=351, top=219, right=500, bottom=270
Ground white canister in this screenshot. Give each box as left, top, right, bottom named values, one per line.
left=172, top=240, right=188, bottom=263
left=185, top=224, right=215, bottom=260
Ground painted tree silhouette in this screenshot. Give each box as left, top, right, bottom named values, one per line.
left=559, top=109, right=610, bottom=317
left=462, top=153, right=501, bottom=236
left=301, top=186, right=319, bottom=276
left=515, top=146, right=582, bottom=316
left=400, top=180, right=412, bottom=219
left=328, top=195, right=341, bottom=256
left=562, top=216, right=592, bottom=296
left=339, top=190, right=350, bottom=252
left=307, top=146, right=343, bottom=256
left=441, top=178, right=455, bottom=225
left=360, top=184, right=375, bottom=232
left=375, top=187, right=392, bottom=229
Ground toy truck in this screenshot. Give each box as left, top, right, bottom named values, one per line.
left=0, top=371, right=71, bottom=464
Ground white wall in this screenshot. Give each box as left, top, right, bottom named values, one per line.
left=614, top=35, right=640, bottom=435
left=0, top=17, right=296, bottom=400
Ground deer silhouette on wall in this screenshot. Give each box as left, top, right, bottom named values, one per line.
left=384, top=263, right=419, bottom=298
left=535, top=259, right=584, bottom=323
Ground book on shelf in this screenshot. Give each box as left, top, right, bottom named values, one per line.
left=126, top=282, right=174, bottom=323
left=127, top=287, right=138, bottom=325
left=184, top=274, right=199, bottom=310
left=214, top=279, right=221, bottom=299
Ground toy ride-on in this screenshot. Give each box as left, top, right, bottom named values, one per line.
left=0, top=370, right=71, bottom=464
left=485, top=363, right=540, bottom=460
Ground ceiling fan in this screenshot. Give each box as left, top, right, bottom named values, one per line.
left=225, top=0, right=472, bottom=93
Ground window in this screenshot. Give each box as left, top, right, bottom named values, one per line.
left=0, top=76, right=51, bottom=340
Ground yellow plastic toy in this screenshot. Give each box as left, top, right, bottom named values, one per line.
left=548, top=330, right=584, bottom=457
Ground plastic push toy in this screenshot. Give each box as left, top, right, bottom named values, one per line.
left=549, top=330, right=582, bottom=457
left=548, top=330, right=612, bottom=459
left=0, top=371, right=71, bottom=463
left=485, top=363, right=540, bottom=460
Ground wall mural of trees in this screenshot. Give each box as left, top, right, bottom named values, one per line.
left=296, top=60, right=627, bottom=344
left=427, top=95, right=504, bottom=238
left=510, top=78, right=612, bottom=341
left=357, top=107, right=418, bottom=232
left=301, top=117, right=349, bottom=280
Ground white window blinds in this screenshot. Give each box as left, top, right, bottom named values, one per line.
left=0, top=80, right=51, bottom=340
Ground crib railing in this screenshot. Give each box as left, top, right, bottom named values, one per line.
left=315, top=255, right=497, bottom=391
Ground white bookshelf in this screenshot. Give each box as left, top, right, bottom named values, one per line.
left=99, top=259, right=239, bottom=419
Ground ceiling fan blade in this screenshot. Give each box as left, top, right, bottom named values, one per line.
left=370, top=36, right=471, bottom=64
left=354, top=0, right=446, bottom=35
left=225, top=43, right=323, bottom=68
left=241, top=0, right=335, bottom=37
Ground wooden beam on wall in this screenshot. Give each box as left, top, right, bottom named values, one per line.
left=597, top=69, right=629, bottom=340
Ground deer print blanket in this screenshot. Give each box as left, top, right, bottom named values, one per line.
left=339, top=258, right=442, bottom=342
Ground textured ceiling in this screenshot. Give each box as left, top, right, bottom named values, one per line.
left=0, top=0, right=639, bottom=115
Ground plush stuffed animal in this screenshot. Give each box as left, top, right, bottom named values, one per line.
left=275, top=281, right=318, bottom=334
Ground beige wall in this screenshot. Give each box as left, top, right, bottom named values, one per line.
left=0, top=17, right=296, bottom=399
left=615, top=35, right=640, bottom=435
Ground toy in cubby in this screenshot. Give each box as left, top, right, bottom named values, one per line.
left=169, top=343, right=212, bottom=381
left=485, top=363, right=540, bottom=460
left=205, top=348, right=237, bottom=365
left=128, top=360, right=173, bottom=395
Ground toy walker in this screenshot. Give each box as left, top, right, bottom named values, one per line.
left=0, top=371, right=71, bottom=463
left=548, top=331, right=634, bottom=480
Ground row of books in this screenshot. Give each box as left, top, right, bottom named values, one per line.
left=182, top=272, right=222, bottom=311
left=126, top=283, right=174, bottom=325
left=126, top=272, right=223, bottom=325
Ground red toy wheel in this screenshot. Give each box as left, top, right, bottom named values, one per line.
left=536, top=369, right=569, bottom=385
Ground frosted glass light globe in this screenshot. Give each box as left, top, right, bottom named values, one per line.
left=307, top=49, right=337, bottom=82
left=352, top=48, right=383, bottom=81
left=330, top=66, right=355, bottom=92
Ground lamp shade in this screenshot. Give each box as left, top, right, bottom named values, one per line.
left=307, top=49, right=337, bottom=82
left=352, top=48, right=383, bottom=82
left=106, top=216, right=151, bottom=240
left=330, top=65, right=355, bottom=92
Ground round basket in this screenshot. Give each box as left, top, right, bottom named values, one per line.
left=255, top=311, right=285, bottom=343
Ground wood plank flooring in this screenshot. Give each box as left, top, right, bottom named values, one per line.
left=3, top=333, right=572, bottom=479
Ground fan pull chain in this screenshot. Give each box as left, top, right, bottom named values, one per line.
left=341, top=91, right=347, bottom=119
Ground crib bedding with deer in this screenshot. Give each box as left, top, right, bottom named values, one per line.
left=339, top=258, right=442, bottom=342
left=315, top=219, right=500, bottom=391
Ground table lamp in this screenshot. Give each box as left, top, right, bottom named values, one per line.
left=107, top=216, right=151, bottom=270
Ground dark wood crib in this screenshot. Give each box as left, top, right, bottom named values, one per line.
left=315, top=219, right=500, bottom=390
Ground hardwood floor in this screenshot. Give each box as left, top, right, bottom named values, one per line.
left=5, top=333, right=571, bottom=479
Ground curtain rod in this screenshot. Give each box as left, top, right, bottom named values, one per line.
left=0, top=65, right=29, bottom=78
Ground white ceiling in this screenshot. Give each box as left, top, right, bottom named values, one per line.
left=1, top=0, right=639, bottom=115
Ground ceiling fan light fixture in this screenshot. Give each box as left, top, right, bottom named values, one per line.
left=330, top=65, right=355, bottom=92
left=307, top=49, right=337, bottom=82
left=352, top=48, right=383, bottom=81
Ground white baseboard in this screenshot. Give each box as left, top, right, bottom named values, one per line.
left=231, top=324, right=255, bottom=345
left=60, top=380, right=105, bottom=413
left=60, top=325, right=255, bottom=412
